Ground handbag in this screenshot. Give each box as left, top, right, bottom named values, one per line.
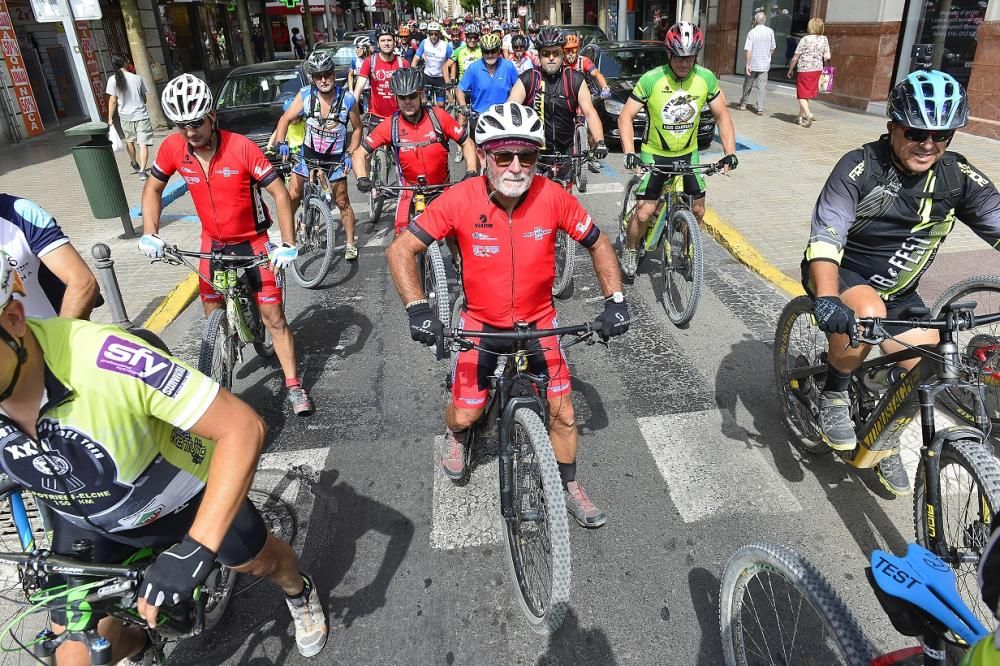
left=819, top=66, right=835, bottom=93
left=109, top=125, right=124, bottom=152
left=148, top=51, right=166, bottom=82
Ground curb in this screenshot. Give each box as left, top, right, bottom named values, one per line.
left=142, top=273, right=200, bottom=333
left=701, top=208, right=806, bottom=298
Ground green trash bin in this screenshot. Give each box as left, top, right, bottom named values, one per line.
left=64, top=122, right=134, bottom=237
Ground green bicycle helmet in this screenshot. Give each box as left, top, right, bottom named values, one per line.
left=887, top=70, right=969, bottom=130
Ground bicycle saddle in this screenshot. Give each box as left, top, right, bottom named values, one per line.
left=867, top=543, right=989, bottom=646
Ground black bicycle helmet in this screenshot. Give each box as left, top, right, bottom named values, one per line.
left=464, top=22, right=481, bottom=36
left=374, top=24, right=394, bottom=38
left=389, top=68, right=424, bottom=96
left=534, top=26, right=565, bottom=48
left=511, top=34, right=528, bottom=50
left=304, top=49, right=336, bottom=75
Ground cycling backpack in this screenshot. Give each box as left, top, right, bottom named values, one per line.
left=855, top=135, right=965, bottom=214
left=522, top=67, right=582, bottom=114
left=304, top=84, right=348, bottom=123
left=370, top=53, right=405, bottom=72
left=390, top=107, right=451, bottom=164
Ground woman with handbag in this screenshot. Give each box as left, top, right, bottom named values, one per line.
left=786, top=18, right=831, bottom=127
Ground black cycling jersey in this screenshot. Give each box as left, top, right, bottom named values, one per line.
left=519, top=67, right=584, bottom=154
left=805, top=135, right=1000, bottom=300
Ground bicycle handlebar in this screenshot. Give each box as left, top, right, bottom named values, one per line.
left=0, top=550, right=140, bottom=580
left=435, top=322, right=600, bottom=361
left=162, top=246, right=270, bottom=266
left=374, top=182, right=453, bottom=193
left=633, top=162, right=721, bottom=177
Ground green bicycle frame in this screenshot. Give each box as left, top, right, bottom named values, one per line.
left=643, top=175, right=686, bottom=253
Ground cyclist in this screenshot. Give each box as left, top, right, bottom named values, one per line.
left=397, top=25, right=416, bottom=60
left=0, top=259, right=328, bottom=663
left=353, top=68, right=477, bottom=236
left=802, top=70, right=1000, bottom=495
left=508, top=33, right=538, bottom=74
left=448, top=25, right=464, bottom=50
left=386, top=103, right=630, bottom=528
left=274, top=49, right=363, bottom=262
left=352, top=24, right=410, bottom=132
left=618, top=21, right=738, bottom=279
left=508, top=26, right=608, bottom=191
left=0, top=194, right=99, bottom=319
left=140, top=74, right=314, bottom=417
left=411, top=21, right=453, bottom=108
left=563, top=34, right=611, bottom=99
left=526, top=21, right=540, bottom=53
left=446, top=23, right=481, bottom=86
left=456, top=32, right=519, bottom=126
left=349, top=35, right=372, bottom=113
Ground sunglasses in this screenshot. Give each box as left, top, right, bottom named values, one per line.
left=312, top=71, right=335, bottom=80
left=489, top=150, right=538, bottom=167
left=482, top=48, right=500, bottom=55
left=539, top=49, right=562, bottom=59
left=901, top=127, right=955, bottom=143
left=397, top=92, right=421, bottom=101
left=175, top=117, right=208, bottom=130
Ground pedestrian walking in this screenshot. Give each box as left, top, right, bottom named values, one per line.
left=787, top=18, right=831, bottom=127
left=105, top=55, right=153, bottom=180
left=737, top=12, right=775, bottom=116
left=252, top=27, right=267, bottom=63
left=291, top=27, right=306, bottom=59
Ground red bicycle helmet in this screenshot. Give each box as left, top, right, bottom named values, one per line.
left=664, top=21, right=704, bottom=57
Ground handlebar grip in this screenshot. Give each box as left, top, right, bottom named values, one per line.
left=435, top=333, right=448, bottom=361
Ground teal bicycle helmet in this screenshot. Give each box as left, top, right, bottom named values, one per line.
left=887, top=70, right=968, bottom=130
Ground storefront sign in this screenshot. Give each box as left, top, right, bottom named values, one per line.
left=29, top=0, right=100, bottom=22
left=0, top=0, right=43, bottom=136
left=75, top=21, right=103, bottom=113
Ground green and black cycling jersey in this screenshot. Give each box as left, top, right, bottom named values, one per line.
left=629, top=63, right=720, bottom=158
left=805, top=135, right=1000, bottom=300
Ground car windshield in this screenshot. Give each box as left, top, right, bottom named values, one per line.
left=217, top=71, right=303, bottom=108
left=597, top=48, right=667, bottom=79
left=329, top=45, right=355, bottom=65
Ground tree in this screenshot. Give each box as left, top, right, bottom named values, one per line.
left=120, top=0, right=168, bottom=128
left=459, top=0, right=478, bottom=12
left=411, top=0, right=434, bottom=13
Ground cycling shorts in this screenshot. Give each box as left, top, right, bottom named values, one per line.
left=635, top=151, right=706, bottom=201
left=199, top=233, right=283, bottom=306
left=423, top=74, right=447, bottom=102
left=450, top=309, right=572, bottom=409
left=292, top=154, right=348, bottom=182
left=48, top=493, right=267, bottom=625
left=801, top=263, right=927, bottom=336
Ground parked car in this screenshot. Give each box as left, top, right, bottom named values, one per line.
left=580, top=40, right=716, bottom=151
left=309, top=40, right=357, bottom=84
left=553, top=24, right=607, bottom=47
left=215, top=60, right=307, bottom=157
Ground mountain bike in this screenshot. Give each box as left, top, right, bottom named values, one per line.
left=571, top=117, right=591, bottom=192
left=774, top=298, right=1000, bottom=627
left=362, top=112, right=398, bottom=224
left=617, top=161, right=719, bottom=326
left=287, top=157, right=345, bottom=289
left=436, top=321, right=603, bottom=634
left=375, top=179, right=455, bottom=328
left=719, top=540, right=991, bottom=665
left=156, top=246, right=282, bottom=390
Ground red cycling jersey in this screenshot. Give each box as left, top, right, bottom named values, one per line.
left=151, top=131, right=278, bottom=243
left=358, top=53, right=409, bottom=119
left=411, top=176, right=600, bottom=328
left=569, top=55, right=597, bottom=75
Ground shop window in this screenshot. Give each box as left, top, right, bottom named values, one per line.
left=735, top=0, right=812, bottom=81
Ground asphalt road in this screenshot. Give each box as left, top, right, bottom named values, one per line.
left=141, top=153, right=925, bottom=665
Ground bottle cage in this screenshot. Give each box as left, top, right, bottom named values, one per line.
left=868, top=543, right=990, bottom=646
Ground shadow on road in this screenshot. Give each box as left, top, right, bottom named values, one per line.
left=572, top=376, right=610, bottom=433
left=688, top=567, right=723, bottom=666
left=168, top=467, right=414, bottom=664
left=770, top=112, right=802, bottom=125
left=538, top=608, right=618, bottom=665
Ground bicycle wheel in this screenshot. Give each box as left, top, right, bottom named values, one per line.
left=616, top=177, right=639, bottom=270
left=290, top=197, right=337, bottom=289
left=572, top=125, right=588, bottom=193
left=661, top=207, right=703, bottom=326
left=914, top=437, right=1000, bottom=632
left=719, top=542, right=874, bottom=666
left=930, top=276, right=1000, bottom=429
left=551, top=231, right=576, bottom=299
left=774, top=296, right=830, bottom=455
left=198, top=308, right=236, bottom=390
left=202, top=564, right=237, bottom=631
left=423, top=242, right=451, bottom=329
left=369, top=149, right=386, bottom=223
left=502, top=407, right=571, bottom=634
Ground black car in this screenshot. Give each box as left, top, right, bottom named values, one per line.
left=581, top=41, right=716, bottom=151
left=554, top=24, right=607, bottom=47
left=215, top=61, right=308, bottom=155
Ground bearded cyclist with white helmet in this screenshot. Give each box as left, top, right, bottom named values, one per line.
left=617, top=21, right=738, bottom=279
left=140, top=74, right=314, bottom=416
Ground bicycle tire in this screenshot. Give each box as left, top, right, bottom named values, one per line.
left=551, top=231, right=576, bottom=299
left=369, top=149, right=386, bottom=223
left=661, top=207, right=703, bottom=326
left=616, top=176, right=639, bottom=273
left=773, top=295, right=830, bottom=455
left=573, top=125, right=588, bottom=193
left=252, top=276, right=284, bottom=360
left=202, top=564, right=237, bottom=631
left=290, top=197, right=337, bottom=289
left=914, top=437, right=1000, bottom=631
left=719, top=542, right=874, bottom=666
left=198, top=309, right=235, bottom=390
left=425, top=242, right=451, bottom=329
left=502, top=407, right=571, bottom=635
left=930, top=275, right=1000, bottom=429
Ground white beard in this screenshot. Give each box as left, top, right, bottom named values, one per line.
left=487, top=167, right=533, bottom=198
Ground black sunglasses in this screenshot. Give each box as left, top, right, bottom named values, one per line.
left=312, top=70, right=336, bottom=80
left=175, top=117, right=208, bottom=130
left=539, top=49, right=562, bottom=59
left=902, top=127, right=955, bottom=143
left=490, top=150, right=538, bottom=167
left=482, top=48, right=500, bottom=55
left=397, top=92, right=421, bottom=101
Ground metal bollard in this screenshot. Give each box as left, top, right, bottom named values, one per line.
left=91, top=243, right=132, bottom=328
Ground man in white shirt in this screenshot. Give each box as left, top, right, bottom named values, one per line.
left=738, top=12, right=775, bottom=115
left=106, top=56, right=153, bottom=179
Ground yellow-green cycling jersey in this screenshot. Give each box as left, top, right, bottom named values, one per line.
left=630, top=63, right=720, bottom=158
left=0, top=318, right=220, bottom=534
left=961, top=633, right=1000, bottom=665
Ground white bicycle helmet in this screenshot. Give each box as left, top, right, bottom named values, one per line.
left=353, top=35, right=372, bottom=49
left=161, top=73, right=214, bottom=123
left=474, top=103, right=544, bottom=148
left=427, top=21, right=442, bottom=33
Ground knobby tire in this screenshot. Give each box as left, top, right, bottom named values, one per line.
left=290, top=197, right=337, bottom=289
left=198, top=308, right=235, bottom=390
left=661, top=207, right=703, bottom=326
left=552, top=231, right=576, bottom=299
left=573, top=125, right=588, bottom=193
left=773, top=296, right=829, bottom=455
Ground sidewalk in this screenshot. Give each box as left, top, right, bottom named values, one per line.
left=708, top=77, right=1000, bottom=304
left=0, top=129, right=202, bottom=326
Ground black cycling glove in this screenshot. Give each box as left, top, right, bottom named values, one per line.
left=593, top=140, right=608, bottom=160
left=406, top=301, right=443, bottom=347
left=356, top=176, right=374, bottom=193
left=813, top=296, right=856, bottom=336
left=462, top=170, right=479, bottom=181
left=716, top=153, right=738, bottom=171
left=624, top=153, right=642, bottom=171
left=594, top=295, right=630, bottom=341
left=142, top=535, right=215, bottom=608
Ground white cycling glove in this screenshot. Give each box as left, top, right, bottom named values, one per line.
left=269, top=242, right=298, bottom=270
left=138, top=234, right=165, bottom=259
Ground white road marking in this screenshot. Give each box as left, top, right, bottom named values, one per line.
left=577, top=182, right=624, bottom=195
left=429, top=435, right=502, bottom=549
left=254, top=447, right=329, bottom=551
left=638, top=411, right=802, bottom=523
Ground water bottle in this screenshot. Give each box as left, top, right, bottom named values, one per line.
left=863, top=366, right=907, bottom=392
